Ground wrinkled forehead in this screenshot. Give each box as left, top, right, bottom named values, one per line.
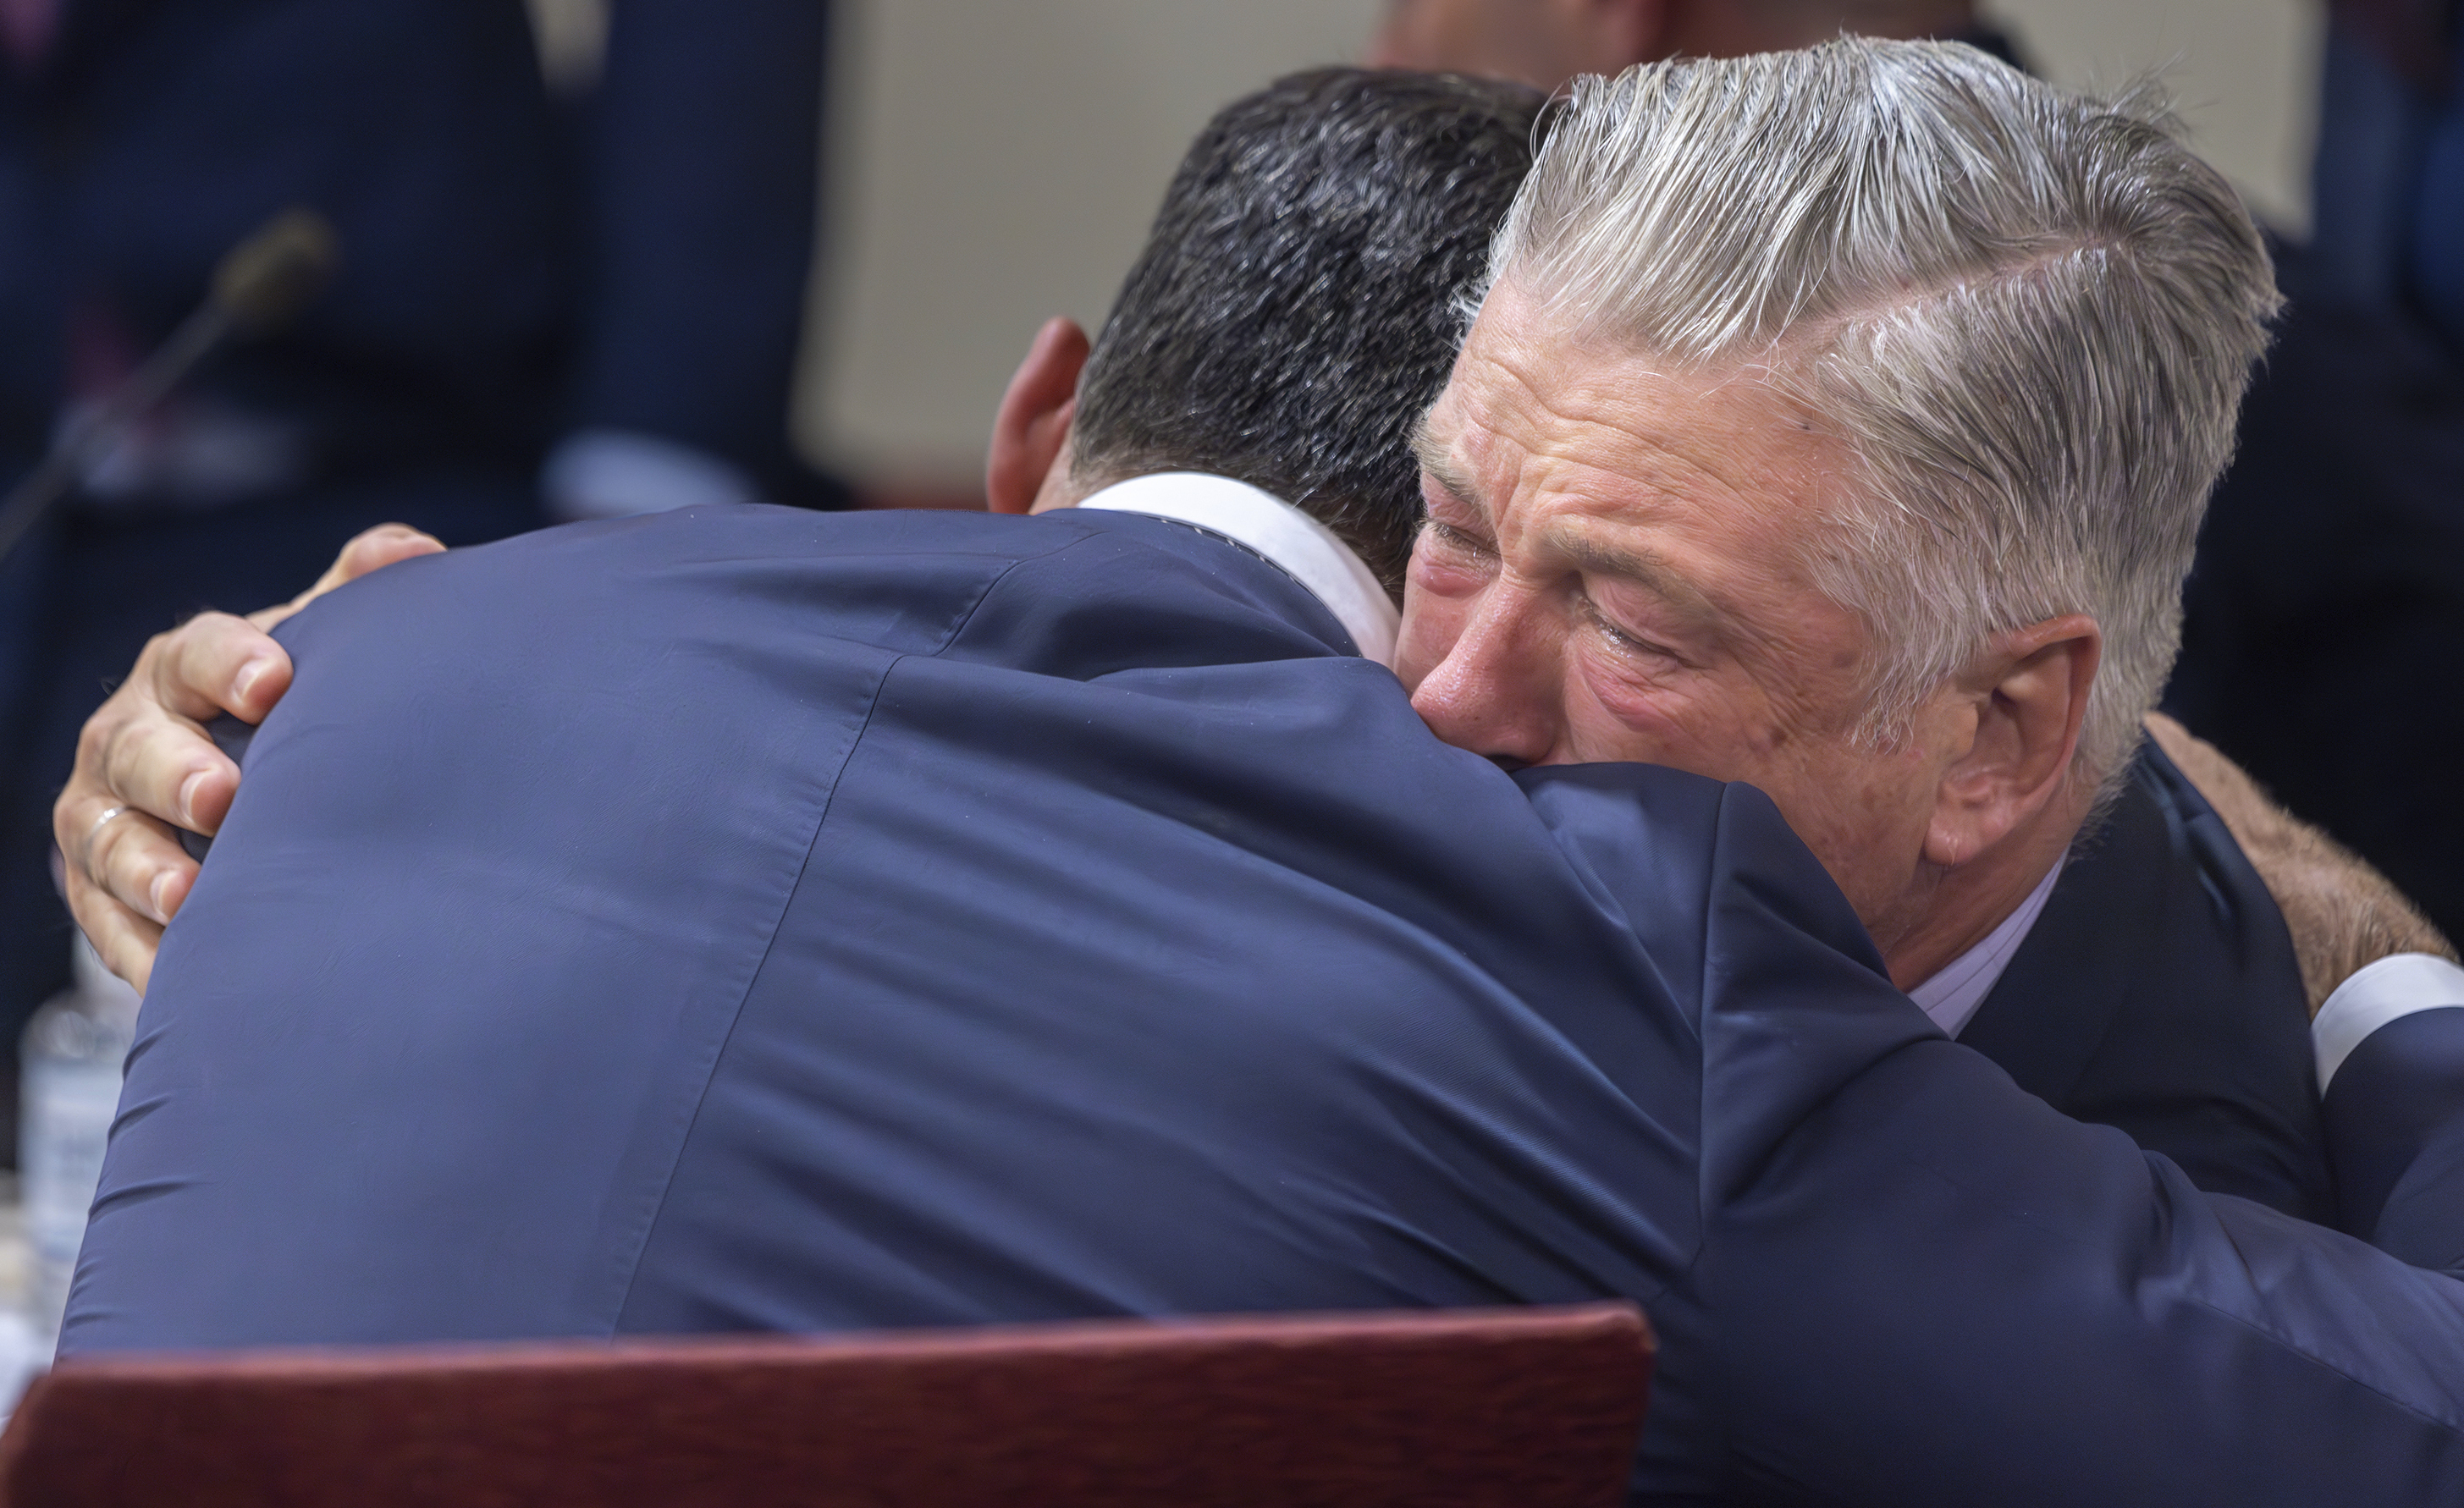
left=1414, top=286, right=1884, bottom=669
left=1422, top=283, right=1853, bottom=520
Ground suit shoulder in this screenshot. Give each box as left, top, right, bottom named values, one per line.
left=1514, top=763, right=1886, bottom=999
left=946, top=510, right=1360, bottom=673
left=275, top=505, right=1108, bottom=668
left=1965, top=743, right=2326, bottom=1215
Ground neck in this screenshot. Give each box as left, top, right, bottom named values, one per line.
left=1877, top=779, right=2091, bottom=992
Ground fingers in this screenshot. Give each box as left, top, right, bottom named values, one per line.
left=60, top=856, right=163, bottom=997
left=93, top=614, right=279, bottom=837
left=56, top=766, right=202, bottom=930
left=47, top=526, right=437, bottom=975
left=250, top=523, right=442, bottom=632
left=334, top=522, right=444, bottom=581
left=77, top=803, right=194, bottom=927
left=141, top=612, right=291, bottom=727
left=55, top=615, right=262, bottom=937
left=100, top=708, right=240, bottom=835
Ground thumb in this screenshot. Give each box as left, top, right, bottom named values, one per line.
left=249, top=525, right=445, bottom=631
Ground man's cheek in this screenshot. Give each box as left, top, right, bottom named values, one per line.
left=1746, top=751, right=1924, bottom=894
left=1391, top=630, right=1445, bottom=692
left=1565, top=652, right=1734, bottom=773
left=1392, top=592, right=1465, bottom=691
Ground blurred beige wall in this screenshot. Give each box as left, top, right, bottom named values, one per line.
left=1983, top=0, right=2323, bottom=233
left=796, top=0, right=2325, bottom=487
left=797, top=0, right=1381, bottom=489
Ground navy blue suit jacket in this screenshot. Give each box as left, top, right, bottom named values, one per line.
left=62, top=507, right=2464, bottom=1505
left=1963, top=743, right=2332, bottom=1222
left=2325, top=1006, right=2464, bottom=1271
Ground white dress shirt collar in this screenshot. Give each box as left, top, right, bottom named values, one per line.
left=1077, top=472, right=1400, bottom=665
left=1907, top=858, right=2066, bottom=1038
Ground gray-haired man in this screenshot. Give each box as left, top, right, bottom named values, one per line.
left=1365, top=0, right=2463, bottom=1230
left=1397, top=42, right=2454, bottom=1221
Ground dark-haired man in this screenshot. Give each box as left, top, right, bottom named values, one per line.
left=60, top=63, right=1550, bottom=1345
left=63, top=62, right=1552, bottom=983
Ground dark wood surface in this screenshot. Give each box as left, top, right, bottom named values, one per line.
left=0, top=1303, right=1652, bottom=1506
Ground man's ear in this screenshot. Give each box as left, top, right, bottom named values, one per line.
left=1923, top=615, right=2101, bottom=869
left=986, top=316, right=1089, bottom=515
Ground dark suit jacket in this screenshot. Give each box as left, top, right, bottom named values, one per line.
left=0, top=0, right=834, bottom=493
left=0, top=0, right=565, bottom=482
left=61, top=506, right=2464, bottom=1505
left=2327, top=1006, right=2464, bottom=1268
left=1963, top=743, right=2333, bottom=1223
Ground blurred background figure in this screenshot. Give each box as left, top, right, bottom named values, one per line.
left=1364, top=0, right=2024, bottom=85
left=0, top=0, right=844, bottom=1158
left=2167, top=0, right=2464, bottom=945
left=2307, top=0, right=2464, bottom=338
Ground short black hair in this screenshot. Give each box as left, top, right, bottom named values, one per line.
left=1071, top=68, right=1544, bottom=594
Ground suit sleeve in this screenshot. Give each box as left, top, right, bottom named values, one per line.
left=1685, top=781, right=2464, bottom=1505
left=2322, top=1002, right=2464, bottom=1272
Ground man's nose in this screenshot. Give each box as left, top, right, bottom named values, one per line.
left=1408, top=591, right=1563, bottom=769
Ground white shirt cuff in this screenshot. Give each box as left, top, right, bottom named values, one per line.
left=2313, top=953, right=2464, bottom=1092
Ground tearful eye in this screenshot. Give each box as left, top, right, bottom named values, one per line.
left=1581, top=594, right=1686, bottom=669
left=1422, top=520, right=1497, bottom=559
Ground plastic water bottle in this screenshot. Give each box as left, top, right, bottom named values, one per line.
left=19, top=938, right=140, bottom=1342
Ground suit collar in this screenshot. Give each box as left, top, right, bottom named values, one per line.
left=1077, top=473, right=1398, bottom=665
left=1908, top=856, right=2064, bottom=1037
left=1955, top=757, right=2169, bottom=1104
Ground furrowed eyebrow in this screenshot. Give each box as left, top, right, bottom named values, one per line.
left=1552, top=532, right=1733, bottom=641
left=1411, top=420, right=1487, bottom=522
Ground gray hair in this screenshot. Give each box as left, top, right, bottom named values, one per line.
left=1480, top=39, right=2279, bottom=792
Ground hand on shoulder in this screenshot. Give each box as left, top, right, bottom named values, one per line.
left=52, top=524, right=443, bottom=991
